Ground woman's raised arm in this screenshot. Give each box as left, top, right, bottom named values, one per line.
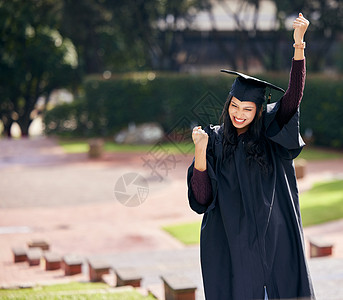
left=293, top=13, right=310, bottom=60
left=275, top=13, right=309, bottom=127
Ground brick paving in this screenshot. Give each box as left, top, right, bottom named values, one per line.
left=0, top=137, right=343, bottom=299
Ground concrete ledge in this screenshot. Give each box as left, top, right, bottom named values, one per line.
left=88, top=259, right=110, bottom=282
left=62, top=255, right=83, bottom=276
left=309, top=238, right=334, bottom=258
left=161, top=274, right=197, bottom=300
left=12, top=247, right=27, bottom=263
left=115, top=267, right=142, bottom=287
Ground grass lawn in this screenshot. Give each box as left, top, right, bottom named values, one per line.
left=300, top=179, right=343, bottom=227
left=296, top=147, right=343, bottom=161
left=163, top=221, right=201, bottom=245
left=58, top=140, right=91, bottom=153
left=0, top=282, right=155, bottom=300
left=58, top=140, right=194, bottom=155
left=163, top=179, right=343, bottom=245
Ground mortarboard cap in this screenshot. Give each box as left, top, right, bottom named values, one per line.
left=220, top=69, right=285, bottom=105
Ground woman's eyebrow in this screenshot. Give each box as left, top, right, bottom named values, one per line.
left=231, top=101, right=254, bottom=109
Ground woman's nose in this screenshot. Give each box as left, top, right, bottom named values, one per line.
left=236, top=111, right=245, bottom=118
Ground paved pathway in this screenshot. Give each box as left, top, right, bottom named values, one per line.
left=89, top=247, right=343, bottom=300
left=0, top=137, right=343, bottom=299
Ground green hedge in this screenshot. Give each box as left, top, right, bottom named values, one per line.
left=44, top=72, right=231, bottom=137
left=302, top=77, right=343, bottom=148
left=44, top=72, right=343, bottom=148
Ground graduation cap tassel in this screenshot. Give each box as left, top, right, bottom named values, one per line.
left=266, top=87, right=272, bottom=104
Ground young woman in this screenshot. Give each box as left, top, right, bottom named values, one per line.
left=187, top=13, right=315, bottom=300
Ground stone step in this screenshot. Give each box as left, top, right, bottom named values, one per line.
left=43, top=252, right=62, bottom=271
left=62, top=254, right=84, bottom=276
left=161, top=274, right=196, bottom=300
left=11, top=247, right=27, bottom=263
left=26, top=248, right=42, bottom=266
left=27, top=239, right=50, bottom=251
left=114, top=267, right=142, bottom=288
left=88, top=259, right=111, bottom=282
left=87, top=247, right=204, bottom=300
left=309, top=237, right=334, bottom=258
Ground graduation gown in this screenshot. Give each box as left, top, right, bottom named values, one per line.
left=187, top=101, right=315, bottom=300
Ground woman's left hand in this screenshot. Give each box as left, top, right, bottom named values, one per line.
left=293, top=13, right=310, bottom=44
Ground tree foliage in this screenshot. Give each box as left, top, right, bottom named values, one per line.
left=0, top=0, right=79, bottom=137
left=210, top=0, right=343, bottom=71
left=59, top=0, right=213, bottom=72
left=273, top=0, right=343, bottom=71
left=1, top=0, right=343, bottom=137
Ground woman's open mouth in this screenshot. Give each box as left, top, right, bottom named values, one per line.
left=233, top=117, right=245, bottom=125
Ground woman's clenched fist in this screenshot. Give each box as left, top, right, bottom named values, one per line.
left=192, top=126, right=208, bottom=150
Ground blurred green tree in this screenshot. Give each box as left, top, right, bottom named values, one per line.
left=273, top=0, right=343, bottom=71
left=58, top=0, right=110, bottom=74
left=212, top=0, right=268, bottom=70
left=59, top=0, right=213, bottom=72
left=204, top=0, right=343, bottom=71
left=0, top=0, right=79, bottom=137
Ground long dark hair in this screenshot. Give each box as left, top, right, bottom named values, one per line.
left=219, top=95, right=271, bottom=173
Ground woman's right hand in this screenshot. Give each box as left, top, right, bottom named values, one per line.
left=293, top=13, right=309, bottom=44
left=192, top=126, right=209, bottom=149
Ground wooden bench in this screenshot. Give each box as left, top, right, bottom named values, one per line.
left=26, top=248, right=42, bottom=266
left=295, top=158, right=307, bottom=179
left=88, top=138, right=104, bottom=158
left=12, top=247, right=27, bottom=263
left=88, top=259, right=110, bottom=282
left=43, top=252, right=62, bottom=270
left=62, top=255, right=83, bottom=275
left=161, top=274, right=197, bottom=300
left=27, top=239, right=50, bottom=251
left=309, top=238, right=334, bottom=258
left=115, top=267, right=142, bottom=287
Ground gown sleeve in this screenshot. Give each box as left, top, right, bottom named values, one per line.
left=190, top=168, right=212, bottom=206
left=275, top=59, right=305, bottom=127
left=187, top=125, right=220, bottom=214
left=264, top=59, right=306, bottom=160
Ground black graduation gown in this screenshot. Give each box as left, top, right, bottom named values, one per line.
left=187, top=101, right=315, bottom=300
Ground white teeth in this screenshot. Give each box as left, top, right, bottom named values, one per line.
left=234, top=117, right=245, bottom=123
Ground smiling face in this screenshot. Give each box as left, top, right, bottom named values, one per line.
left=228, top=97, right=257, bottom=135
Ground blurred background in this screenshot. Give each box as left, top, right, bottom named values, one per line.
left=1, top=0, right=343, bottom=144
left=0, top=0, right=343, bottom=299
